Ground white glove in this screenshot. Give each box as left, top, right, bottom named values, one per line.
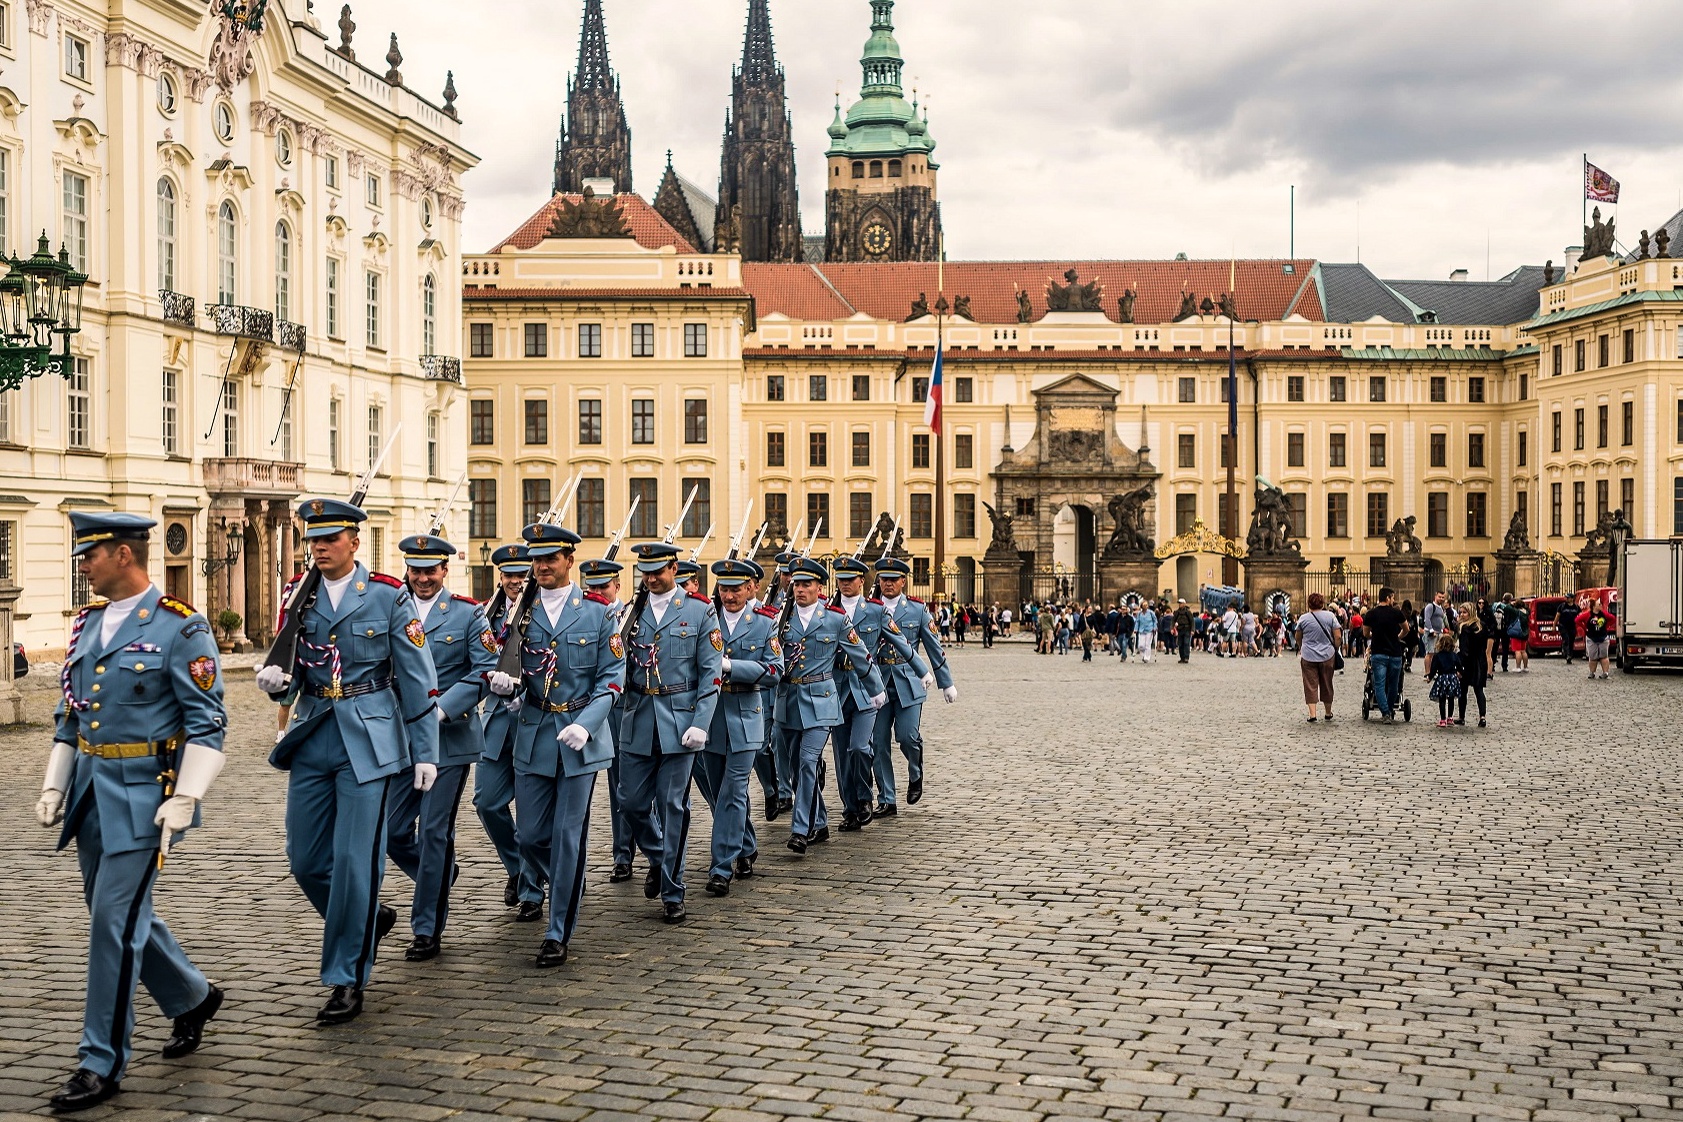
left=436, top=708, right=448, bottom=723
left=943, top=685, right=958, bottom=704
left=680, top=727, right=708, bottom=750
left=154, top=794, right=197, bottom=855
left=488, top=671, right=520, bottom=697
left=275, top=729, right=288, bottom=745
left=254, top=665, right=291, bottom=693
left=558, top=723, right=590, bottom=751
left=920, top=671, right=936, bottom=689
left=720, top=657, right=733, bottom=674
left=869, top=692, right=887, bottom=711
left=35, top=789, right=64, bottom=828
left=503, top=696, right=524, bottom=715
left=413, top=763, right=438, bottom=791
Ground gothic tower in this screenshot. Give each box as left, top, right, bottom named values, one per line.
left=824, top=0, right=940, bottom=263
left=553, top=0, right=632, bottom=195
left=715, top=0, right=802, bottom=261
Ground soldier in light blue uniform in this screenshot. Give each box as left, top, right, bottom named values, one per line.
left=828, top=557, right=916, bottom=831
left=473, top=544, right=546, bottom=921
left=578, top=557, right=655, bottom=885
left=692, top=558, right=784, bottom=895
left=676, top=558, right=704, bottom=596
left=37, top=513, right=229, bottom=1113
left=488, top=522, right=623, bottom=968
left=257, top=499, right=440, bottom=1025
left=754, top=552, right=795, bottom=820
left=618, top=541, right=724, bottom=923
left=385, top=534, right=496, bottom=961
left=870, top=556, right=958, bottom=814
left=773, top=557, right=876, bottom=853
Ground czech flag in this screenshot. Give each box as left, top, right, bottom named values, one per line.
left=924, top=346, right=943, bottom=435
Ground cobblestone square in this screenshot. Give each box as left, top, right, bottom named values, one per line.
left=2, top=645, right=1680, bottom=1121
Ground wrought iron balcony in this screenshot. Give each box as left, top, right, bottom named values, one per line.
left=276, top=320, right=307, bottom=353
left=420, top=354, right=461, bottom=384
left=160, top=290, right=196, bottom=328
left=205, top=303, right=274, bottom=341
left=202, top=457, right=303, bottom=497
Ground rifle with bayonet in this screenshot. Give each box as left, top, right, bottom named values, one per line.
left=264, top=424, right=403, bottom=676
left=763, top=517, right=803, bottom=611
left=775, top=517, right=822, bottom=642
left=495, top=471, right=583, bottom=677
left=871, top=515, right=902, bottom=599
left=712, top=502, right=755, bottom=615
left=407, top=470, right=469, bottom=600
left=621, top=484, right=700, bottom=647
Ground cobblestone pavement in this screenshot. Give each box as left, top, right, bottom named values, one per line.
left=2, top=646, right=1681, bottom=1122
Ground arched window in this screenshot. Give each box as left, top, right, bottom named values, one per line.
left=869, top=161, right=884, bottom=178
left=422, top=274, right=437, bottom=356
left=887, top=159, right=903, bottom=177
left=851, top=161, right=864, bottom=179
left=156, top=179, right=176, bottom=293
left=274, top=221, right=291, bottom=321
left=216, top=201, right=237, bottom=304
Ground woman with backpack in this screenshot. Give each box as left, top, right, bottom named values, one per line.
left=1505, top=599, right=1530, bottom=671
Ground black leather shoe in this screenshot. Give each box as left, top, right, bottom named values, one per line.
left=49, top=1069, right=120, bottom=1113
left=161, top=984, right=223, bottom=1059
left=663, top=901, right=687, bottom=923
left=317, top=985, right=364, bottom=1025
left=503, top=874, right=518, bottom=908
left=643, top=867, right=661, bottom=899
left=786, top=834, right=807, bottom=855
left=907, top=779, right=923, bottom=805
left=808, top=826, right=830, bottom=845
left=375, top=904, right=397, bottom=943
left=839, top=812, right=863, bottom=832
left=705, top=874, right=730, bottom=896
left=734, top=855, right=755, bottom=878
left=515, top=901, right=543, bottom=923
left=764, top=797, right=780, bottom=822
left=609, top=862, right=633, bottom=883
left=404, top=935, right=440, bottom=962
left=776, top=797, right=793, bottom=817
left=535, top=939, right=567, bottom=968
left=874, top=802, right=897, bottom=818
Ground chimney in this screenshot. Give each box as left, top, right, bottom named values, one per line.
left=1563, top=245, right=1582, bottom=275
left=1448, top=269, right=1468, bottom=282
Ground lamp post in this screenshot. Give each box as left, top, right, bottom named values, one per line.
left=201, top=521, right=243, bottom=578
left=0, top=232, right=87, bottom=391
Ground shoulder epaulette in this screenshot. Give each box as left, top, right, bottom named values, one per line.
left=80, top=600, right=109, bottom=616
left=829, top=604, right=848, bottom=614
left=754, top=605, right=779, bottom=618
left=909, top=596, right=926, bottom=604
left=868, top=597, right=884, bottom=606
left=157, top=595, right=194, bottom=618
left=584, top=591, right=612, bottom=606
left=689, top=592, right=713, bottom=605
left=371, top=572, right=404, bottom=589
left=453, top=594, right=480, bottom=607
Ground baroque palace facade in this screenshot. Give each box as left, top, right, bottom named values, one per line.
left=1, top=0, right=476, bottom=656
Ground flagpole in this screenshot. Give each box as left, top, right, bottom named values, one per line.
left=933, top=236, right=946, bottom=603
left=1582, top=153, right=1587, bottom=236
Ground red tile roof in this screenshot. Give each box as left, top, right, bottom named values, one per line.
left=744, top=260, right=1323, bottom=324
left=491, top=194, right=697, bottom=254
left=464, top=287, right=751, bottom=301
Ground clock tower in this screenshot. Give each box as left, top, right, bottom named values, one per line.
left=823, top=0, right=941, bottom=263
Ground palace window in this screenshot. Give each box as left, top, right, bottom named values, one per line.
left=1552, top=410, right=1562, bottom=452
left=1368, top=377, right=1386, bottom=403
left=576, top=479, right=605, bottom=538
left=365, top=271, right=382, bottom=348
left=852, top=374, right=871, bottom=401
left=67, top=357, right=90, bottom=450
left=1430, top=432, right=1446, bottom=468
left=578, top=323, right=602, bottom=358
left=1178, top=377, right=1196, bottom=403
left=1468, top=432, right=1484, bottom=468
left=524, top=323, right=547, bottom=357
left=1574, top=407, right=1585, bottom=450
left=1597, top=404, right=1608, bottom=448
left=1575, top=339, right=1586, bottom=371
left=1365, top=492, right=1389, bottom=539
left=764, top=492, right=788, bottom=536
left=326, top=258, right=340, bottom=338
left=912, top=377, right=928, bottom=403
left=852, top=431, right=870, bottom=467
left=523, top=399, right=548, bottom=445
left=954, top=377, right=973, bottom=403
left=325, top=155, right=339, bottom=190
left=632, top=323, right=654, bottom=357
left=1552, top=344, right=1562, bottom=376
left=328, top=398, right=341, bottom=469
left=156, top=180, right=177, bottom=292
left=521, top=479, right=550, bottom=526
left=682, top=481, right=711, bottom=537
left=767, top=375, right=785, bottom=401
left=1551, top=483, right=1562, bottom=537
left=1178, top=434, right=1196, bottom=468
left=630, top=481, right=659, bottom=536
left=631, top=399, right=654, bottom=444
left=422, top=275, right=436, bottom=355
left=1288, top=494, right=1307, bottom=538
left=365, top=173, right=382, bottom=208
left=912, top=433, right=930, bottom=469
left=216, top=201, right=237, bottom=303
left=909, top=493, right=932, bottom=538
left=64, top=32, right=88, bottom=80
left=1623, top=401, right=1634, bottom=446
left=807, top=491, right=831, bottom=537
left=1520, top=373, right=1529, bottom=400
left=954, top=494, right=976, bottom=538
left=1518, top=429, right=1527, bottom=466
left=1329, top=376, right=1346, bottom=402
left=1596, top=479, right=1609, bottom=522
left=1430, top=376, right=1446, bottom=403
left=467, top=400, right=493, bottom=445
left=1466, top=492, right=1488, bottom=538
left=470, top=323, right=493, bottom=358
left=426, top=412, right=439, bottom=477
left=1573, top=481, right=1585, bottom=535
left=1287, top=375, right=1304, bottom=402
left=808, top=430, right=828, bottom=467
left=955, top=433, right=973, bottom=469
left=1329, top=432, right=1347, bottom=468
left=1427, top=492, right=1449, bottom=538
left=1175, top=494, right=1196, bottom=535
left=274, top=222, right=292, bottom=321
left=766, top=430, right=785, bottom=467
left=577, top=399, right=601, bottom=445
left=1369, top=432, right=1386, bottom=468
left=366, top=404, right=382, bottom=470
left=1469, top=376, right=1485, bottom=403
left=684, top=323, right=707, bottom=358
left=161, top=370, right=178, bottom=456
left=849, top=493, right=873, bottom=539
left=1598, top=334, right=1609, bottom=367
left=221, top=382, right=239, bottom=456
left=1621, top=478, right=1633, bottom=522
left=1287, top=432, right=1304, bottom=467
left=684, top=399, right=708, bottom=443
left=1326, top=493, right=1349, bottom=538
left=809, top=374, right=828, bottom=401
left=1016, top=497, right=1037, bottom=518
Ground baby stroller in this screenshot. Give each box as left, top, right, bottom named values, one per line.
left=1359, top=659, right=1412, bottom=722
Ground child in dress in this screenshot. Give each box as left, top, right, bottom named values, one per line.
left=1425, top=630, right=1463, bottom=727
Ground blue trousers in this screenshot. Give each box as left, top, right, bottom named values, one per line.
left=754, top=725, right=784, bottom=805
left=512, top=769, right=597, bottom=945
left=691, top=749, right=756, bottom=879
left=72, top=807, right=209, bottom=1080
left=830, top=701, right=878, bottom=818
left=606, top=752, right=656, bottom=867
left=617, top=743, right=695, bottom=903
left=284, top=724, right=392, bottom=988
left=780, top=725, right=832, bottom=837
left=472, top=751, right=544, bottom=905
left=386, top=762, right=470, bottom=939
left=1370, top=653, right=1405, bottom=717
left=871, top=696, right=924, bottom=807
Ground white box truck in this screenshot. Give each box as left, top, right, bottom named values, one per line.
left=1618, top=539, right=1683, bottom=672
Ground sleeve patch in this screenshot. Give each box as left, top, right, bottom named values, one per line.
left=405, top=619, right=427, bottom=647
left=769, top=636, right=782, bottom=657
left=847, top=628, right=861, bottom=645
left=157, top=595, right=195, bottom=618
left=709, top=628, right=724, bottom=652
left=371, top=572, right=405, bottom=589
left=188, top=656, right=218, bottom=691
left=609, top=634, right=625, bottom=659
left=180, top=619, right=212, bottom=640
left=480, top=629, right=500, bottom=654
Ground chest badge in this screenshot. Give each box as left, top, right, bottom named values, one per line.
left=405, top=619, right=426, bottom=647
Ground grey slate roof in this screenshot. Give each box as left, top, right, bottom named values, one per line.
left=675, top=173, right=717, bottom=252
left=1619, top=205, right=1683, bottom=264
left=1319, top=263, right=1418, bottom=323
left=1384, top=266, right=1549, bottom=326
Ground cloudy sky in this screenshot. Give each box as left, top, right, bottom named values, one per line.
left=356, top=0, right=1683, bottom=279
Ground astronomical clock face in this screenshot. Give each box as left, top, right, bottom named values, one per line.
left=861, top=222, right=893, bottom=257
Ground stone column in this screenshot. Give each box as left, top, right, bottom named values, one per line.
left=1243, top=552, right=1310, bottom=614
left=226, top=511, right=251, bottom=652
left=981, top=546, right=1021, bottom=610
left=1097, top=555, right=1164, bottom=604
left=1575, top=550, right=1609, bottom=590
left=0, top=580, right=23, bottom=725
left=1494, top=548, right=1539, bottom=599
left=1380, top=557, right=1430, bottom=607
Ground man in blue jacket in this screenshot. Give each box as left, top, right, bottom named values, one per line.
left=386, top=533, right=495, bottom=961
left=827, top=556, right=912, bottom=830
left=870, top=556, right=956, bottom=815
left=257, top=499, right=440, bottom=1025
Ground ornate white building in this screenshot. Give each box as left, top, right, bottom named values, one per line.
left=0, top=0, right=476, bottom=655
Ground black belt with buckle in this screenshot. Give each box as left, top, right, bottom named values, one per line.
left=525, top=688, right=592, bottom=714
left=306, top=676, right=393, bottom=699
left=789, top=671, right=832, bottom=685
left=720, top=683, right=764, bottom=694
left=629, top=679, right=695, bottom=697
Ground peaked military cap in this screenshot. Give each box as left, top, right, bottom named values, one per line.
left=491, top=543, right=531, bottom=574
left=787, top=556, right=828, bottom=582
left=832, top=556, right=871, bottom=577
left=874, top=555, right=912, bottom=576
left=522, top=522, right=582, bottom=557
left=631, top=541, right=681, bottom=572
left=711, top=557, right=765, bottom=586
left=676, top=559, right=703, bottom=582
left=579, top=558, right=623, bottom=587
left=773, top=550, right=795, bottom=573
left=399, top=533, right=453, bottom=569
left=298, top=498, right=366, bottom=540
left=69, top=511, right=157, bottom=557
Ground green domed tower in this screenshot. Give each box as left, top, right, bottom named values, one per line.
left=823, top=0, right=941, bottom=263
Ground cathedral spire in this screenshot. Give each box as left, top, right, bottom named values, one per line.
left=741, top=0, right=777, bottom=85
left=574, top=0, right=614, bottom=91
left=553, top=0, right=632, bottom=194
left=715, top=0, right=801, bottom=261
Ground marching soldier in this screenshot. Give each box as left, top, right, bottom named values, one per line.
left=773, top=557, right=876, bottom=853
left=754, top=551, right=795, bottom=821
left=828, top=557, right=915, bottom=831
left=256, top=499, right=440, bottom=1025
left=578, top=556, right=654, bottom=884
left=473, top=544, right=546, bottom=920
left=871, top=557, right=957, bottom=815
left=37, top=513, right=228, bottom=1112
left=692, top=558, right=784, bottom=895
left=676, top=558, right=705, bottom=597
left=618, top=542, right=723, bottom=922
left=487, top=522, right=623, bottom=967
left=385, top=534, right=495, bottom=961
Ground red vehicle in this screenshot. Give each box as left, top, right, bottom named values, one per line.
left=1523, top=595, right=1569, bottom=655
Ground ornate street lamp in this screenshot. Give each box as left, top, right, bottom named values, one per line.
left=0, top=232, right=87, bottom=391
left=201, top=522, right=244, bottom=577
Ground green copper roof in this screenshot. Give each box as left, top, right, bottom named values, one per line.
left=1339, top=346, right=1508, bottom=362
left=827, top=0, right=937, bottom=162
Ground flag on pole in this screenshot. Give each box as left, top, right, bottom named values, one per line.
left=1584, top=160, right=1620, bottom=203
left=924, top=346, right=943, bottom=435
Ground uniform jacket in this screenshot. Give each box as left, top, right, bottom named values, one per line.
left=421, top=588, right=497, bottom=767
left=773, top=604, right=876, bottom=730
left=479, top=596, right=521, bottom=761
left=269, top=563, right=440, bottom=783
left=828, top=597, right=896, bottom=709
left=708, top=605, right=785, bottom=752
left=54, top=586, right=228, bottom=855
left=619, top=591, right=724, bottom=755
left=510, top=586, right=622, bottom=779
left=881, top=596, right=953, bottom=706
